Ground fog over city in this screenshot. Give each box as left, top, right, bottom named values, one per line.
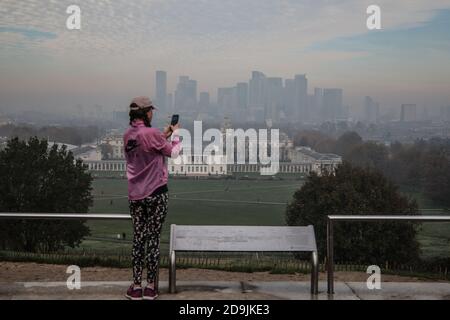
left=2, top=2, right=450, bottom=303
left=1, top=0, right=450, bottom=124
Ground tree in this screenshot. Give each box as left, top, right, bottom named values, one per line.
left=1, top=124, right=101, bottom=146
left=0, top=137, right=92, bottom=252
left=38, top=126, right=82, bottom=146
left=293, top=130, right=332, bottom=149
left=286, top=162, right=420, bottom=264
left=390, top=143, right=424, bottom=187
left=422, top=151, right=450, bottom=207
left=345, top=141, right=389, bottom=172
left=333, top=131, right=362, bottom=157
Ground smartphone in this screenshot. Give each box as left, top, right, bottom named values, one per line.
left=170, top=114, right=179, bottom=126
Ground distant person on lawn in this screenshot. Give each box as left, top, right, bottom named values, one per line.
left=123, top=96, right=181, bottom=300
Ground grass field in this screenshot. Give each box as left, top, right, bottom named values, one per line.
left=78, top=176, right=450, bottom=260
left=82, top=177, right=303, bottom=255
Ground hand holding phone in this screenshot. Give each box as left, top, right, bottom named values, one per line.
left=164, top=114, right=180, bottom=139
left=170, top=114, right=179, bottom=126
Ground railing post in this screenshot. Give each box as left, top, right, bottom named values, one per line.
left=311, top=251, right=319, bottom=295
left=327, top=217, right=334, bottom=294
left=169, top=224, right=177, bottom=294
left=155, top=259, right=160, bottom=293
left=169, top=250, right=176, bottom=293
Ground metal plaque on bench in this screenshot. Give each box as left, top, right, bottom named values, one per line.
left=171, top=225, right=317, bottom=252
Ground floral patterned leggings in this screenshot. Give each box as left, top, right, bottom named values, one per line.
left=129, top=192, right=168, bottom=285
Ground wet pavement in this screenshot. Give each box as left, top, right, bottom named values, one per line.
left=1, top=280, right=450, bottom=300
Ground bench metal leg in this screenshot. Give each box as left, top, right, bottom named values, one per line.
left=327, top=219, right=334, bottom=294
left=169, top=250, right=176, bottom=293
left=311, top=251, right=319, bottom=295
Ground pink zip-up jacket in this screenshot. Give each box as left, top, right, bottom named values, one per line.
left=123, top=119, right=182, bottom=200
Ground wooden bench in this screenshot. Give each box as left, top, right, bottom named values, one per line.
left=168, top=224, right=319, bottom=294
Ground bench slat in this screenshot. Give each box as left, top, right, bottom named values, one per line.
left=171, top=225, right=317, bottom=252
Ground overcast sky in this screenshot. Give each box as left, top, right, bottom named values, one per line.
left=1, top=0, right=450, bottom=114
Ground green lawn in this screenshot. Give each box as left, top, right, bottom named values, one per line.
left=398, top=185, right=448, bottom=211
left=79, top=177, right=450, bottom=260
left=397, top=186, right=450, bottom=260
left=82, top=177, right=303, bottom=254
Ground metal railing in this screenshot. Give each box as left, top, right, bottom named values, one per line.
left=0, top=213, right=152, bottom=289
left=4, top=213, right=450, bottom=295
left=0, top=213, right=131, bottom=220
left=327, top=215, right=450, bottom=294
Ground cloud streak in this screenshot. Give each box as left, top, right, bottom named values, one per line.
left=0, top=27, right=56, bottom=40
left=1, top=0, right=450, bottom=110
left=1, top=0, right=449, bottom=58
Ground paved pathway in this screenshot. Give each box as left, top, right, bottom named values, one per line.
left=2, top=281, right=450, bottom=300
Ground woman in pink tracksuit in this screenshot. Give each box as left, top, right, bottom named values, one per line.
left=123, top=96, right=181, bottom=300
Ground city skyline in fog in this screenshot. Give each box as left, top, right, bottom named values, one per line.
left=1, top=1, right=450, bottom=116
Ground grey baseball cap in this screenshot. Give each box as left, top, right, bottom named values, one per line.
left=130, top=96, right=158, bottom=111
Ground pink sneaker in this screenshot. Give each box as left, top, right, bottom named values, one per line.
left=125, top=284, right=143, bottom=300
left=143, top=287, right=158, bottom=300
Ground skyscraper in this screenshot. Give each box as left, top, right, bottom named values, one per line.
left=236, top=82, right=248, bottom=110
left=174, top=76, right=187, bottom=111
left=312, top=88, right=323, bottom=123
left=307, top=94, right=315, bottom=123
left=284, top=79, right=296, bottom=119
left=248, top=71, right=266, bottom=122
left=175, top=76, right=197, bottom=113
left=401, top=104, right=417, bottom=122
left=265, top=77, right=283, bottom=122
left=155, top=71, right=167, bottom=112
left=441, top=105, right=450, bottom=122
left=217, top=87, right=235, bottom=112
left=294, top=74, right=308, bottom=122
left=322, top=88, right=344, bottom=121
left=364, top=96, right=380, bottom=124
